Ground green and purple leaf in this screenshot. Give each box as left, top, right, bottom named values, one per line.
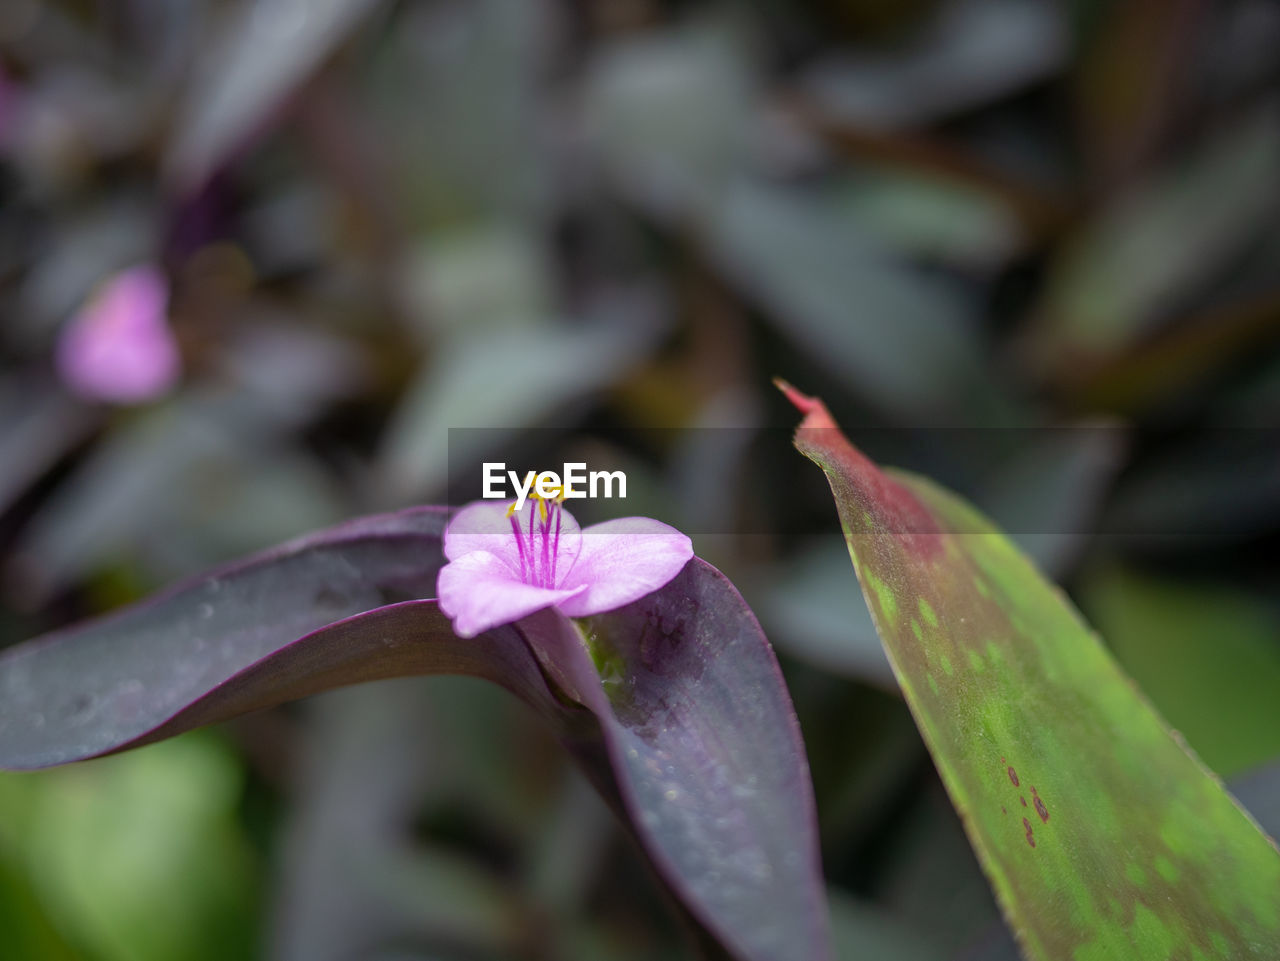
left=0, top=507, right=831, bottom=961
left=780, top=381, right=1280, bottom=960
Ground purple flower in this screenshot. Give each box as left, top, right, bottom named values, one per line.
left=56, top=265, right=180, bottom=404
left=438, top=494, right=693, bottom=638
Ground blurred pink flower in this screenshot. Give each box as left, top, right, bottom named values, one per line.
left=438, top=495, right=693, bottom=638
left=56, top=265, right=180, bottom=404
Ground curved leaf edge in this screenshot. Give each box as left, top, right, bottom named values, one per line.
left=781, top=380, right=1280, bottom=960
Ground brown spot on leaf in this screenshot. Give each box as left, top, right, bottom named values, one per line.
left=1032, top=787, right=1049, bottom=823
left=1021, top=796, right=1027, bottom=807
left=1007, top=766, right=1019, bottom=787
left=1001, top=806, right=1007, bottom=815
left=1023, top=817, right=1036, bottom=848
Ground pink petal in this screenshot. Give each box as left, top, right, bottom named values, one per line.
left=56, top=265, right=179, bottom=404
left=443, top=499, right=582, bottom=581
left=437, top=549, right=587, bottom=638
left=443, top=501, right=520, bottom=564
left=556, top=517, right=693, bottom=617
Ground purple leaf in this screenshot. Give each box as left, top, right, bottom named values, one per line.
left=0, top=507, right=452, bottom=768
left=516, top=564, right=832, bottom=961
left=0, top=507, right=831, bottom=961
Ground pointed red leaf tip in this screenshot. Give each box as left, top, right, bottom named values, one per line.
left=774, top=378, right=838, bottom=430
left=778, top=378, right=943, bottom=557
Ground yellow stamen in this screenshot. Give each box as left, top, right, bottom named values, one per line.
left=506, top=473, right=570, bottom=518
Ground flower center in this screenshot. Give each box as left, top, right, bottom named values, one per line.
left=505, top=486, right=567, bottom=589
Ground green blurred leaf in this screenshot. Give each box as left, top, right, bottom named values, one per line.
left=829, top=890, right=946, bottom=961
left=367, top=0, right=551, bottom=226
left=799, top=0, right=1068, bottom=130
left=584, top=18, right=754, bottom=217
left=1033, top=108, right=1280, bottom=371
left=1081, top=567, right=1280, bottom=778
left=271, top=680, right=545, bottom=961
left=836, top=169, right=1024, bottom=271
left=166, top=0, right=388, bottom=190
left=375, top=292, right=666, bottom=503
left=397, top=222, right=554, bottom=341
left=0, top=733, right=257, bottom=961
left=755, top=537, right=893, bottom=689
left=784, top=383, right=1280, bottom=960
left=710, top=181, right=984, bottom=416
left=0, top=376, right=97, bottom=520
left=17, top=200, right=157, bottom=343
left=874, top=780, right=1003, bottom=956
left=1101, top=428, right=1280, bottom=544
left=0, top=849, right=82, bottom=961
left=12, top=392, right=345, bottom=597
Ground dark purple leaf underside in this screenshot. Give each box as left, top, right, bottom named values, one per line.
left=0, top=507, right=452, bottom=768
left=519, top=563, right=832, bottom=961
left=0, top=507, right=831, bottom=961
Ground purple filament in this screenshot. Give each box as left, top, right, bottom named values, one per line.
left=509, top=514, right=527, bottom=581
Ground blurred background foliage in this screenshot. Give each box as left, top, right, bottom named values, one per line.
left=1, top=0, right=1278, bottom=958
